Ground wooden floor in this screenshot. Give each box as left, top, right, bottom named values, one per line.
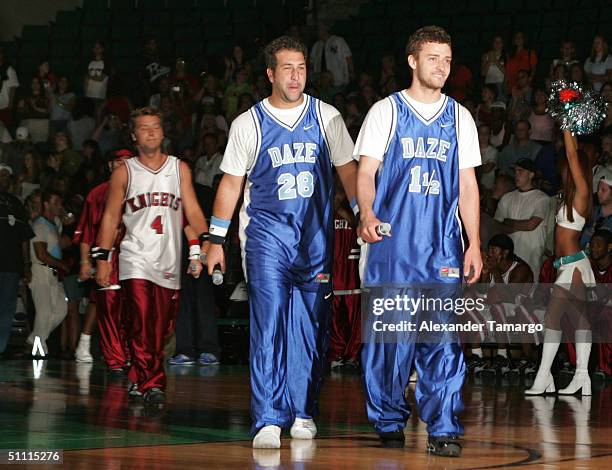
left=0, top=360, right=610, bottom=469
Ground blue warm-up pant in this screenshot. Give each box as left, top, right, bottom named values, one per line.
left=360, top=285, right=466, bottom=436
left=248, top=272, right=332, bottom=433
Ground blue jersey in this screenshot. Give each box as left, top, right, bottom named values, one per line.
left=242, top=95, right=334, bottom=284
left=363, top=93, right=464, bottom=286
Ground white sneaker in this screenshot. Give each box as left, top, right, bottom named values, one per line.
left=290, top=417, right=317, bottom=439
left=75, top=345, right=93, bottom=363
left=253, top=425, right=281, bottom=449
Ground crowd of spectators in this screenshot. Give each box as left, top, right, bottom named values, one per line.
left=0, top=23, right=610, bottom=372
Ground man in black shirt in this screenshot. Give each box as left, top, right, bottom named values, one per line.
left=0, top=163, right=34, bottom=355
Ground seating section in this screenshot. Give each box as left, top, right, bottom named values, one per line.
left=2, top=0, right=610, bottom=93
left=3, top=0, right=309, bottom=92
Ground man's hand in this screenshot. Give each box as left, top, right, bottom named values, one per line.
left=358, top=212, right=386, bottom=243
left=188, top=259, right=203, bottom=278
left=206, top=244, right=225, bottom=275
left=79, top=260, right=93, bottom=281
left=95, top=261, right=112, bottom=287
left=464, top=245, right=483, bottom=284
left=22, top=264, right=32, bottom=284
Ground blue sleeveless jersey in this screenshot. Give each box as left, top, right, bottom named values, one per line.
left=363, top=93, right=464, bottom=286
left=243, top=95, right=334, bottom=284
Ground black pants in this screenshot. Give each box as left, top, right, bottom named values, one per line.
left=175, top=272, right=220, bottom=357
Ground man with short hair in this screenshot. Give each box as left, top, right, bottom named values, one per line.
left=28, top=190, right=70, bottom=356
left=95, top=107, right=209, bottom=406
left=73, top=149, right=134, bottom=370
left=495, top=158, right=550, bottom=279
left=498, top=120, right=542, bottom=175
left=581, top=170, right=612, bottom=247
left=0, top=163, right=34, bottom=355
left=355, top=26, right=482, bottom=456
left=588, top=229, right=612, bottom=380
left=205, top=35, right=357, bottom=449
left=310, top=23, right=354, bottom=88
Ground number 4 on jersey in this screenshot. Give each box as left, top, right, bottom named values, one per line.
left=151, top=215, right=164, bottom=234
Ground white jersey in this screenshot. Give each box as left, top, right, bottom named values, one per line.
left=119, top=155, right=183, bottom=289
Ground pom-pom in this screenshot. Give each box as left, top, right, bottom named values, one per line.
left=547, top=80, right=607, bottom=135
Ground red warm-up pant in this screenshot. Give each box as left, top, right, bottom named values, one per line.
left=328, top=292, right=362, bottom=362
left=95, top=256, right=130, bottom=369
left=122, top=279, right=180, bottom=392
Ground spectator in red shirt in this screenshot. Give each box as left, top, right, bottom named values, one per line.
left=446, top=55, right=473, bottom=103
left=505, top=32, right=538, bottom=92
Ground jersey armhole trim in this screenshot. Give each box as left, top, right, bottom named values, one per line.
left=316, top=99, right=332, bottom=164
left=124, top=161, right=131, bottom=204
left=384, top=96, right=397, bottom=155
left=247, top=107, right=262, bottom=174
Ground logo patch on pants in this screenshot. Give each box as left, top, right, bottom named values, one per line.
left=440, top=267, right=460, bottom=278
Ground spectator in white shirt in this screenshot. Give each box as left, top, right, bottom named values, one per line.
left=310, top=23, right=354, bottom=88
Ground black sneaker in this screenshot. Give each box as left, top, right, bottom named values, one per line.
left=467, top=355, right=486, bottom=374
left=427, top=435, right=462, bottom=457
left=343, top=359, right=360, bottom=372
left=143, top=387, right=165, bottom=406
left=128, top=382, right=143, bottom=399
left=109, top=368, right=126, bottom=379
left=378, top=430, right=405, bottom=448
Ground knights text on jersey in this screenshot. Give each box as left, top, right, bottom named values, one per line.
left=240, top=95, right=334, bottom=284
left=119, top=156, right=183, bottom=289
left=363, top=93, right=464, bottom=286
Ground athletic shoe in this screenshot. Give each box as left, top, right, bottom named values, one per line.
left=378, top=430, right=405, bottom=448
left=467, top=355, right=487, bottom=374
left=143, top=387, right=165, bottom=406
left=290, top=418, right=317, bottom=439
left=593, top=368, right=611, bottom=381
left=128, top=382, right=143, bottom=398
left=518, top=358, right=537, bottom=376
left=75, top=345, right=93, bottom=363
left=168, top=353, right=196, bottom=365
left=559, top=362, right=575, bottom=377
left=253, top=425, right=281, bottom=449
left=427, top=435, right=462, bottom=457
left=197, top=353, right=220, bottom=366
left=343, top=359, right=360, bottom=372
left=492, top=355, right=512, bottom=375
left=330, top=358, right=344, bottom=370
left=109, top=368, right=126, bottom=379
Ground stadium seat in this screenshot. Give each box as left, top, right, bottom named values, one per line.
left=173, top=10, right=201, bottom=26
left=0, top=41, right=18, bottom=59
left=55, top=10, right=82, bottom=28
left=166, top=0, right=195, bottom=10
left=139, top=0, right=166, bottom=10
left=51, top=57, right=80, bottom=76
left=19, top=41, right=48, bottom=58
left=174, top=41, right=203, bottom=59
left=110, top=26, right=141, bottom=41
left=81, top=27, right=108, bottom=43
left=83, top=0, right=109, bottom=10
left=111, top=41, right=141, bottom=57
left=110, top=0, right=136, bottom=11
left=82, top=10, right=111, bottom=26
left=173, top=26, right=203, bottom=42
left=50, top=41, right=80, bottom=58
left=21, top=25, right=48, bottom=42
left=51, top=28, right=79, bottom=42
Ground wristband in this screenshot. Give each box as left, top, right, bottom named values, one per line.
left=91, top=246, right=111, bottom=262
left=189, top=244, right=201, bottom=260
left=350, top=197, right=359, bottom=217
left=198, top=232, right=209, bottom=244
left=209, top=216, right=230, bottom=245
